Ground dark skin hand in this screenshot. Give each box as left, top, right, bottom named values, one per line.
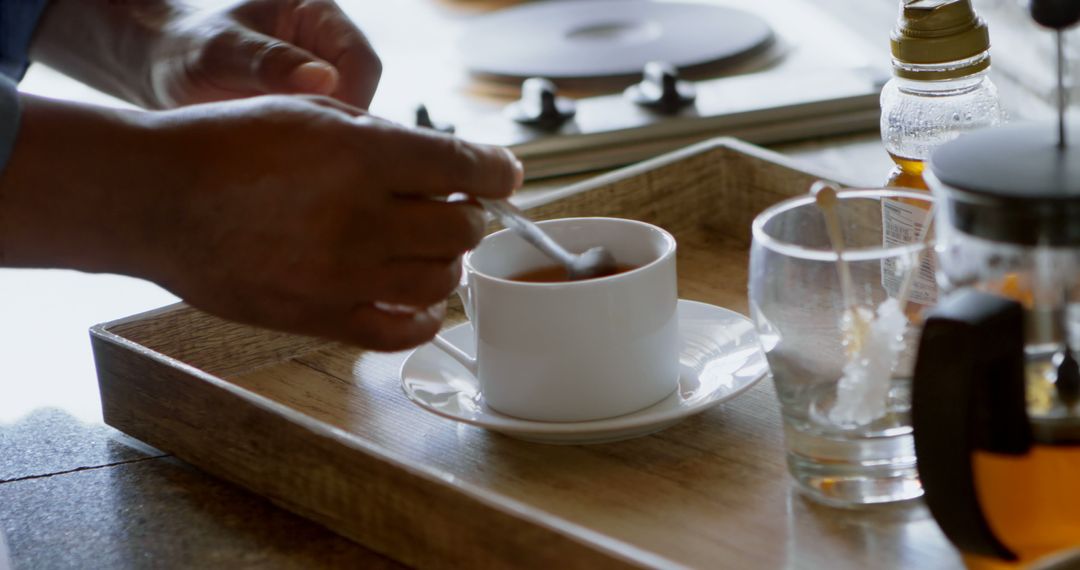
left=159, top=0, right=383, bottom=108
left=3, top=94, right=520, bottom=350
left=147, top=97, right=517, bottom=349
left=32, top=0, right=382, bottom=109
left=2, top=1, right=522, bottom=350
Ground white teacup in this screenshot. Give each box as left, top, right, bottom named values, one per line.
left=430, top=217, right=679, bottom=422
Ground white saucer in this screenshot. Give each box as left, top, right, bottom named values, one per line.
left=400, top=300, right=767, bottom=444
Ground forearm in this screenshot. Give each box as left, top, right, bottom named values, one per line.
left=0, top=93, right=171, bottom=277
left=29, top=0, right=187, bottom=108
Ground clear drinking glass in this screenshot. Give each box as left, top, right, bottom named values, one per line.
left=748, top=188, right=935, bottom=507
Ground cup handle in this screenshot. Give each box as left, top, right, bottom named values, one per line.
left=428, top=284, right=479, bottom=376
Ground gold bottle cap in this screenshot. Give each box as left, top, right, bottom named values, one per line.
left=891, top=0, right=991, bottom=80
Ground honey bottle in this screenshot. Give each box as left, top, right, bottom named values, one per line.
left=881, top=0, right=1003, bottom=190
left=879, top=0, right=1004, bottom=314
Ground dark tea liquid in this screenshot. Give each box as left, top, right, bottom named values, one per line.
left=965, top=445, right=1080, bottom=569
left=509, top=264, right=637, bottom=283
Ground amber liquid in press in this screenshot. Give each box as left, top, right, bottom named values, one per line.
left=510, top=264, right=637, bottom=283
left=964, top=445, right=1080, bottom=569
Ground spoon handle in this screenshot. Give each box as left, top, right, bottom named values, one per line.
left=478, top=199, right=576, bottom=267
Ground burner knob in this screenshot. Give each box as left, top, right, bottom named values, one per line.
left=625, top=62, right=696, bottom=113
left=506, top=78, right=576, bottom=130
left=415, top=104, right=455, bottom=134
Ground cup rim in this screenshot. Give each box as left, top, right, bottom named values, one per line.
left=752, top=188, right=935, bottom=262
left=464, top=217, right=677, bottom=287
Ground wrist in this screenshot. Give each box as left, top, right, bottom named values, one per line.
left=0, top=94, right=172, bottom=278
left=31, top=0, right=189, bottom=109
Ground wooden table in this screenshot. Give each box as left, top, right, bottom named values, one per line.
left=1, top=0, right=1061, bottom=567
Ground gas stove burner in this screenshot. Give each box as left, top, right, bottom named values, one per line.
left=459, top=0, right=775, bottom=89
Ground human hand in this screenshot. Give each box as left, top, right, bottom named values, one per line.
left=150, top=0, right=381, bottom=109
left=146, top=97, right=519, bottom=349
left=31, top=0, right=381, bottom=110
left=3, top=95, right=521, bottom=350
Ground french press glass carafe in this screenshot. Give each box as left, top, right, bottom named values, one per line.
left=913, top=2, right=1080, bottom=567
left=915, top=120, right=1080, bottom=568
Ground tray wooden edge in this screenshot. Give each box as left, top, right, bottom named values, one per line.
left=89, top=323, right=679, bottom=569
left=517, top=136, right=853, bottom=211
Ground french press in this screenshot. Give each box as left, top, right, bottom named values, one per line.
left=912, top=1, right=1080, bottom=568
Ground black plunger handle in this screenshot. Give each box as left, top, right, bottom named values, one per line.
left=912, top=290, right=1031, bottom=561
left=1030, top=0, right=1080, bottom=147
left=1030, top=0, right=1080, bottom=29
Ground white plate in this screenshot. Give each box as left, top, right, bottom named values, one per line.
left=400, top=300, right=767, bottom=444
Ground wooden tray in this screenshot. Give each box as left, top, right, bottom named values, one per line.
left=91, top=139, right=959, bottom=569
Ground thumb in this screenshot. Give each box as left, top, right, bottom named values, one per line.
left=203, top=30, right=341, bottom=96
left=252, top=37, right=340, bottom=95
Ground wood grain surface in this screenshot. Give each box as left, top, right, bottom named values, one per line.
left=91, top=139, right=961, bottom=569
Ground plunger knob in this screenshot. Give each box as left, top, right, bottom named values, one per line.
left=1030, top=0, right=1080, bottom=29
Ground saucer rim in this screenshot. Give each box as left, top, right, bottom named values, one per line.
left=399, top=299, right=766, bottom=435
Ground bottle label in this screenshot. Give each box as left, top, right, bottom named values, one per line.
left=881, top=199, right=937, bottom=305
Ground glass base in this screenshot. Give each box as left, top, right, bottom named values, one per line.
left=785, top=425, right=923, bottom=507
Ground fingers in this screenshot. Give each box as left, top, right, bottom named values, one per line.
left=285, top=58, right=340, bottom=95
left=381, top=130, right=524, bottom=199
left=290, top=0, right=382, bottom=108
left=223, top=292, right=446, bottom=352
left=185, top=265, right=454, bottom=351
left=229, top=0, right=381, bottom=108
left=365, top=260, right=463, bottom=307
left=275, top=253, right=462, bottom=312
left=195, top=28, right=341, bottom=98
left=248, top=33, right=339, bottom=95
left=384, top=200, right=485, bottom=259
left=340, top=302, right=445, bottom=351
left=284, top=295, right=448, bottom=352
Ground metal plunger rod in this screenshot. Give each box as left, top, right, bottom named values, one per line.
left=1057, top=31, right=1067, bottom=148
left=1029, top=0, right=1080, bottom=148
